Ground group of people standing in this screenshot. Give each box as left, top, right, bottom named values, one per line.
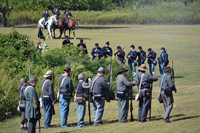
left=18, top=64, right=176, bottom=133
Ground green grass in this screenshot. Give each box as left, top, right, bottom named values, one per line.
left=0, top=25, right=200, bottom=132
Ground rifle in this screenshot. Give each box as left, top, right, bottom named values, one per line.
left=88, top=88, right=91, bottom=125
left=52, top=70, right=55, bottom=115
left=107, top=57, right=112, bottom=102
left=29, top=64, right=32, bottom=79
left=38, top=101, right=41, bottom=133
left=68, top=52, right=72, bottom=78
left=130, top=75, right=134, bottom=122
left=171, top=61, right=175, bottom=83
left=149, top=82, right=153, bottom=121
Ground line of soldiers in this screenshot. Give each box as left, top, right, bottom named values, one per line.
left=19, top=64, right=176, bottom=132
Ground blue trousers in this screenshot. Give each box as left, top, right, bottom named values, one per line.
left=138, top=89, right=151, bottom=122
left=93, top=97, right=105, bottom=123
left=28, top=118, right=37, bottom=133
left=149, top=63, right=155, bottom=75
left=42, top=98, right=52, bottom=128
left=59, top=94, right=70, bottom=128
left=129, top=63, right=136, bottom=77
left=76, top=100, right=86, bottom=128
left=159, top=63, right=164, bottom=76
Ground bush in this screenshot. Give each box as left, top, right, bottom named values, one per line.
left=0, top=30, right=127, bottom=120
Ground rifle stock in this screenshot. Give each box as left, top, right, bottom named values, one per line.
left=88, top=89, right=91, bottom=125
left=130, top=75, right=134, bottom=121
left=171, top=61, right=175, bottom=83
left=52, top=70, right=56, bottom=115
left=107, top=57, right=112, bottom=102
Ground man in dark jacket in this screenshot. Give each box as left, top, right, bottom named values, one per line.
left=58, top=67, right=74, bottom=128
left=157, top=47, right=169, bottom=75
left=75, top=74, right=91, bottom=128
left=53, top=8, right=61, bottom=21
left=114, top=46, right=125, bottom=64
left=41, top=70, right=56, bottom=128
left=101, top=41, right=112, bottom=58
left=147, top=48, right=157, bottom=75
left=159, top=66, right=177, bottom=123
left=25, top=77, right=40, bottom=133
left=137, top=46, right=146, bottom=67
left=116, top=68, right=136, bottom=123
left=91, top=43, right=103, bottom=60
left=135, top=64, right=158, bottom=122
left=90, top=67, right=110, bottom=126
left=62, top=36, right=71, bottom=46
left=126, top=45, right=137, bottom=77
left=77, top=39, right=88, bottom=54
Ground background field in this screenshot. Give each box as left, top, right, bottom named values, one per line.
left=0, top=25, right=200, bottom=132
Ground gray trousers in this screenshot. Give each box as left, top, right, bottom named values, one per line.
left=118, top=94, right=129, bottom=122
left=161, top=91, right=173, bottom=120
left=93, top=97, right=105, bottom=123
left=20, top=100, right=27, bottom=128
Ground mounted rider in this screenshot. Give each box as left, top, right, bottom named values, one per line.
left=53, top=8, right=61, bottom=23
left=42, top=10, right=50, bottom=29
left=64, top=9, right=72, bottom=30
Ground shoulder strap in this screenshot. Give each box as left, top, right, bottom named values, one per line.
left=59, top=77, right=67, bottom=90
left=160, top=74, right=167, bottom=88
left=24, top=86, right=32, bottom=96
left=91, top=76, right=99, bottom=91
left=75, top=81, right=82, bottom=96
left=42, top=79, right=50, bottom=92
left=139, top=74, right=145, bottom=92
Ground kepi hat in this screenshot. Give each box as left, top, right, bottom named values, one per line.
left=43, top=70, right=53, bottom=77
left=117, top=68, right=128, bottom=74
left=30, top=77, right=37, bottom=82
left=138, top=64, right=149, bottom=71
left=78, top=73, right=85, bottom=80
left=98, top=67, right=105, bottom=73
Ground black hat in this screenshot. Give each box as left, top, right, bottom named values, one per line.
left=95, top=43, right=99, bottom=46
left=138, top=46, right=142, bottom=49
left=106, top=41, right=109, bottom=45
left=117, top=68, right=128, bottom=74
left=80, top=39, right=83, bottom=42
left=130, top=45, right=135, bottom=48
left=63, top=66, right=71, bottom=72
left=66, top=9, right=69, bottom=12
left=117, top=46, right=121, bottom=49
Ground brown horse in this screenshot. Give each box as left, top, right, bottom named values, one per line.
left=53, top=14, right=68, bottom=39
left=64, top=18, right=80, bottom=39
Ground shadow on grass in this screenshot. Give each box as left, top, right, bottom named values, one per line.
left=150, top=114, right=185, bottom=121
left=102, top=119, right=119, bottom=124
left=14, top=25, right=38, bottom=28
left=173, top=115, right=199, bottom=122
left=78, top=26, right=129, bottom=30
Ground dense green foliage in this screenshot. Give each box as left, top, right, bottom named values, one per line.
left=0, top=31, right=126, bottom=120
left=1, top=1, right=200, bottom=25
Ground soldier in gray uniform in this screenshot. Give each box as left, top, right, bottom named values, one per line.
left=159, top=66, right=177, bottom=123
left=58, top=66, right=74, bottom=128
left=24, top=77, right=40, bottom=133
left=75, top=74, right=91, bottom=128
left=136, top=64, right=158, bottom=122
left=116, top=68, right=136, bottom=123
left=90, top=67, right=110, bottom=126
left=41, top=70, right=56, bottom=128
left=19, top=78, right=28, bottom=131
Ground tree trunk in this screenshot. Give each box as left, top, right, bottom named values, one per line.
left=2, top=12, right=7, bottom=27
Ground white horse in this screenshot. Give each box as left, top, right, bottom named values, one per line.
left=38, top=15, right=57, bottom=39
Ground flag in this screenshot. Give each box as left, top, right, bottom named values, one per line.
left=38, top=28, right=45, bottom=41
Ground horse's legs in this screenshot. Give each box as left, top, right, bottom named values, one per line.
left=59, top=28, right=63, bottom=39
left=69, top=30, right=70, bottom=39
left=64, top=29, right=66, bottom=38
left=53, top=28, right=55, bottom=38
left=73, top=29, right=76, bottom=39
left=48, top=26, right=53, bottom=39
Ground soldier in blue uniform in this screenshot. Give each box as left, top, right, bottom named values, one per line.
left=77, top=39, right=88, bottom=54
left=126, top=45, right=137, bottom=77
left=137, top=46, right=146, bottom=67
left=157, top=47, right=169, bottom=75
left=54, top=8, right=61, bottom=21
left=91, top=43, right=103, bottom=60
left=62, top=36, right=71, bottom=46
left=136, top=65, right=158, bottom=122
left=42, top=10, right=50, bottom=29
left=101, top=41, right=112, bottom=58
left=147, top=48, right=157, bottom=75
left=114, top=46, right=125, bottom=64
left=64, top=9, right=72, bottom=30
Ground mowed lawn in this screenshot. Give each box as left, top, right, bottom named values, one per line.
left=0, top=25, right=200, bottom=133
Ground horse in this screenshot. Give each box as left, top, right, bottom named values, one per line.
left=53, top=14, right=68, bottom=39
left=38, top=15, right=57, bottom=39
left=64, top=18, right=80, bottom=39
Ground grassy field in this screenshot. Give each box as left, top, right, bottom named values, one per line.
left=0, top=25, right=200, bottom=133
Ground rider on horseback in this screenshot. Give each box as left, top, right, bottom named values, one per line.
left=42, top=10, right=49, bottom=29
left=54, top=8, right=61, bottom=23
left=64, top=9, right=72, bottom=30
